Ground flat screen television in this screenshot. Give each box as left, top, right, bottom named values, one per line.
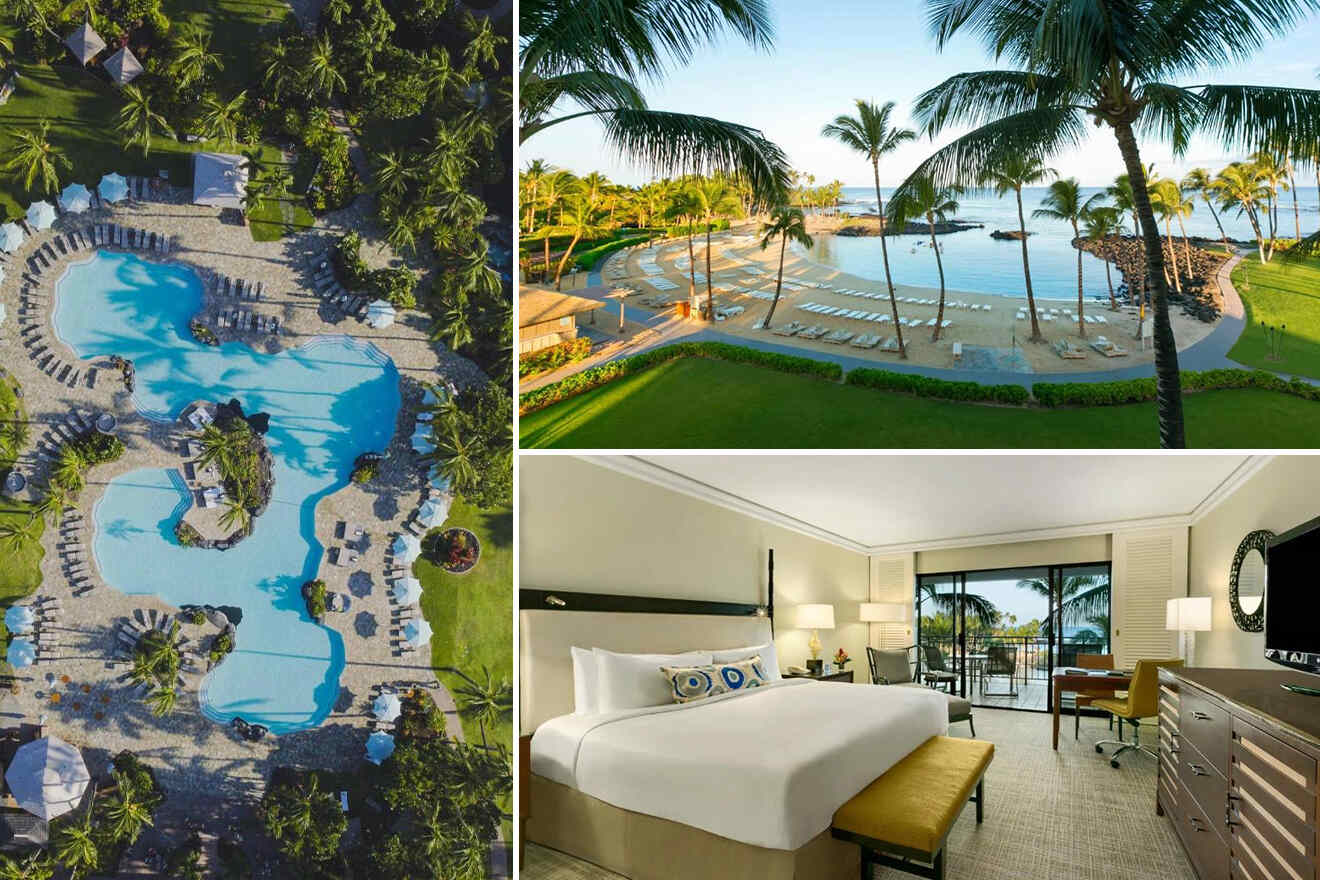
left=1265, top=516, right=1320, bottom=691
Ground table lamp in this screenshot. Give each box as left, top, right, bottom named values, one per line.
left=860, top=602, right=906, bottom=649
left=1166, top=597, right=1212, bottom=663
left=795, top=604, right=835, bottom=674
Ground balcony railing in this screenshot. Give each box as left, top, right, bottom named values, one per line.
left=916, top=635, right=1112, bottom=687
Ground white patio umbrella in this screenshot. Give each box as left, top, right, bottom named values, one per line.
left=410, top=424, right=434, bottom=455
left=0, top=302, right=6, bottom=328
left=429, top=470, right=452, bottom=494
left=0, top=223, right=25, bottom=253
left=391, top=533, right=420, bottom=562
left=4, top=736, right=91, bottom=820
left=0, top=263, right=6, bottom=284
left=26, top=201, right=56, bottom=230
left=372, top=693, right=403, bottom=723
left=6, top=638, right=35, bottom=668
left=98, top=172, right=128, bottom=204
left=5, top=604, right=35, bottom=634
left=403, top=618, right=433, bottom=650
left=365, top=731, right=395, bottom=765
left=416, top=496, right=451, bottom=528
left=59, top=183, right=92, bottom=214
left=365, top=299, right=395, bottom=329
left=391, top=577, right=422, bottom=606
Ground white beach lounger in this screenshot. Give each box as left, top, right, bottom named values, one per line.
left=926, top=318, right=937, bottom=327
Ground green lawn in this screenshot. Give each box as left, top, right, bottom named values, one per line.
left=248, top=194, right=316, bottom=242
left=520, top=357, right=1320, bottom=448
left=1229, top=254, right=1320, bottom=379
left=414, top=498, right=513, bottom=752
left=0, top=375, right=42, bottom=615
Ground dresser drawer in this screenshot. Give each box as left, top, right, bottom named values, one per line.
left=1232, top=717, right=1317, bottom=825
left=1178, top=779, right=1230, bottom=880
left=1181, top=688, right=1231, bottom=778
left=1180, top=739, right=1229, bottom=845
left=1230, top=794, right=1316, bottom=880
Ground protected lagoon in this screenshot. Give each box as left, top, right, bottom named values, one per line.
left=55, top=251, right=400, bottom=733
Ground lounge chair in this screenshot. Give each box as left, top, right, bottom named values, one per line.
left=823, top=329, right=854, bottom=344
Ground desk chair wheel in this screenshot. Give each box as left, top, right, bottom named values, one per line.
left=1109, top=759, right=1120, bottom=768
left=1095, top=744, right=1103, bottom=753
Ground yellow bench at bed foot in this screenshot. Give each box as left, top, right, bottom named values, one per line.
left=831, top=735, right=994, bottom=878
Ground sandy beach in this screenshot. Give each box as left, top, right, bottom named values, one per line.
left=599, top=223, right=1220, bottom=374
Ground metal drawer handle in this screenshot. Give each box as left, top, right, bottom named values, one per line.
left=1191, top=711, right=1211, bottom=720
left=1189, top=816, right=1208, bottom=832
left=1189, top=763, right=1208, bottom=776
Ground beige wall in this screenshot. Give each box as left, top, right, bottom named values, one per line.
left=520, top=457, right=872, bottom=677
left=1189, top=457, right=1320, bottom=668
left=916, top=534, right=1111, bottom=574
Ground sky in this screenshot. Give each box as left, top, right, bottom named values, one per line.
left=524, top=0, right=1320, bottom=188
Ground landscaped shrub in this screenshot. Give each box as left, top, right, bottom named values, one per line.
left=209, top=631, right=235, bottom=665
left=303, top=579, right=328, bottom=620
left=846, top=368, right=1031, bottom=405
left=574, top=234, right=653, bottom=270
left=333, top=232, right=369, bottom=287
left=367, top=267, right=417, bottom=309
left=519, top=338, right=592, bottom=377
left=1032, top=368, right=1320, bottom=407
left=351, top=454, right=380, bottom=484
left=519, top=342, right=844, bottom=414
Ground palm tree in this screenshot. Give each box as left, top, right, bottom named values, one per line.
left=0, top=517, right=39, bottom=554
left=1252, top=151, right=1289, bottom=262
left=34, top=483, right=72, bottom=525
left=1183, top=168, right=1232, bottom=252
left=918, top=581, right=997, bottom=629
left=821, top=100, right=916, bottom=356
left=171, top=26, right=224, bottom=88
left=305, top=35, right=345, bottom=100
left=461, top=10, right=507, bottom=71
left=432, top=292, right=474, bottom=350
left=448, top=666, right=513, bottom=748
left=1159, top=178, right=1196, bottom=278
left=521, top=159, right=551, bottom=234
left=551, top=195, right=607, bottom=290
left=146, top=686, right=177, bottom=717
left=1082, top=206, right=1123, bottom=310
left=1148, top=178, right=1186, bottom=294
left=104, top=775, right=154, bottom=842
left=889, top=177, right=961, bottom=342
left=52, top=806, right=98, bottom=875
left=261, top=39, right=302, bottom=100
left=1216, top=162, right=1270, bottom=264
left=2, top=121, right=70, bottom=195
left=0, top=850, right=54, bottom=880
left=434, top=421, right=477, bottom=495
left=668, top=188, right=703, bottom=307
left=1106, top=175, right=1139, bottom=236
left=116, top=86, right=174, bottom=157
left=758, top=206, right=813, bottom=328
left=218, top=491, right=252, bottom=534
left=981, top=153, right=1055, bottom=341
left=1034, top=179, right=1102, bottom=337
left=901, top=0, right=1320, bottom=449
left=690, top=177, right=742, bottom=319
left=200, top=91, right=246, bottom=145
left=1017, top=573, right=1111, bottom=643
left=520, top=0, right=790, bottom=202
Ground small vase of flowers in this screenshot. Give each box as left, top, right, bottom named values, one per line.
left=834, top=648, right=850, bottom=669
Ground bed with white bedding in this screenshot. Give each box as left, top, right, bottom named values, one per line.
left=533, top=678, right=948, bottom=851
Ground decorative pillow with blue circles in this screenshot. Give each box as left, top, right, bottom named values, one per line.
left=660, top=655, right=768, bottom=704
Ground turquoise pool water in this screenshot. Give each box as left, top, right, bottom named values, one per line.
left=56, top=251, right=401, bottom=733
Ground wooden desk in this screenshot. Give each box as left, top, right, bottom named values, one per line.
left=1051, top=669, right=1131, bottom=750
left=784, top=669, right=854, bottom=683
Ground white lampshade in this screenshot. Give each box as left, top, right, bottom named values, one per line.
left=794, top=604, right=835, bottom=630
left=1239, top=595, right=1263, bottom=615
left=859, top=603, right=905, bottom=623
left=1166, top=597, right=1212, bottom=632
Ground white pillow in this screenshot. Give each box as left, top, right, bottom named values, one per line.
left=571, top=646, right=599, bottom=714
left=594, top=648, right=713, bottom=712
left=711, top=642, right=782, bottom=681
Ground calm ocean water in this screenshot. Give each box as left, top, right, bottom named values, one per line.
left=805, top=185, right=1320, bottom=301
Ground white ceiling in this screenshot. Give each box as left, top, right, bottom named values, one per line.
left=598, top=455, right=1266, bottom=552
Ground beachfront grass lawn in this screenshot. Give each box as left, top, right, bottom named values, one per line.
left=520, top=357, right=1320, bottom=448
left=0, top=0, right=294, bottom=222
left=415, top=498, right=513, bottom=750
left=1229, top=254, right=1320, bottom=379
left=248, top=194, right=317, bottom=242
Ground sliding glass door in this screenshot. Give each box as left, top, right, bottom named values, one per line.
left=915, top=562, right=1112, bottom=713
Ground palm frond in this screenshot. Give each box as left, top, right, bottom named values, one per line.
left=521, top=70, right=646, bottom=133
left=1137, top=83, right=1205, bottom=156
left=914, top=69, right=1081, bottom=136
left=1197, top=84, right=1320, bottom=154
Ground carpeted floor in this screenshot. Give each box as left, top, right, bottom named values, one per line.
left=521, top=707, right=1198, bottom=880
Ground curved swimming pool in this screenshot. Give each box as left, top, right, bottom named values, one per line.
left=56, top=251, right=401, bottom=733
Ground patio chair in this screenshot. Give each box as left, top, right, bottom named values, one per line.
left=920, top=645, right=957, bottom=692
left=980, top=644, right=1018, bottom=697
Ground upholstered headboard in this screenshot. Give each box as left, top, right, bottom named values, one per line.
left=519, top=605, right=773, bottom=733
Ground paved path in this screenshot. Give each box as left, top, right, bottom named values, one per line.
left=528, top=253, right=1318, bottom=391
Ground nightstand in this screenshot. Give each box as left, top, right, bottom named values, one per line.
left=784, top=669, right=854, bottom=683
left=519, top=734, right=530, bottom=868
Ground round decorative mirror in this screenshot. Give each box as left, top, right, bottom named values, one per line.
left=1229, top=529, right=1273, bottom=632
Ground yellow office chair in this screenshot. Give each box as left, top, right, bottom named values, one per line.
left=1092, top=658, right=1183, bottom=768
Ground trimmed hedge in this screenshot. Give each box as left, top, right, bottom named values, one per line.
left=575, top=234, right=655, bottom=270
left=664, top=219, right=730, bottom=239
left=846, top=369, right=1031, bottom=405
left=519, top=342, right=843, bottom=414
left=520, top=337, right=592, bottom=378
left=1033, top=368, right=1320, bottom=407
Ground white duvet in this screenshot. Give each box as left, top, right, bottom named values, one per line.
left=531, top=679, right=948, bottom=850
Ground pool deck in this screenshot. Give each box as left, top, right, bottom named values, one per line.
left=0, top=186, right=482, bottom=864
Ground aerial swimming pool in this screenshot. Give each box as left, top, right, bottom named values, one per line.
left=56, top=251, right=401, bottom=733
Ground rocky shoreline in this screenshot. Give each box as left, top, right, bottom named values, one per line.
left=1074, top=234, right=1231, bottom=323
left=837, top=216, right=985, bottom=237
